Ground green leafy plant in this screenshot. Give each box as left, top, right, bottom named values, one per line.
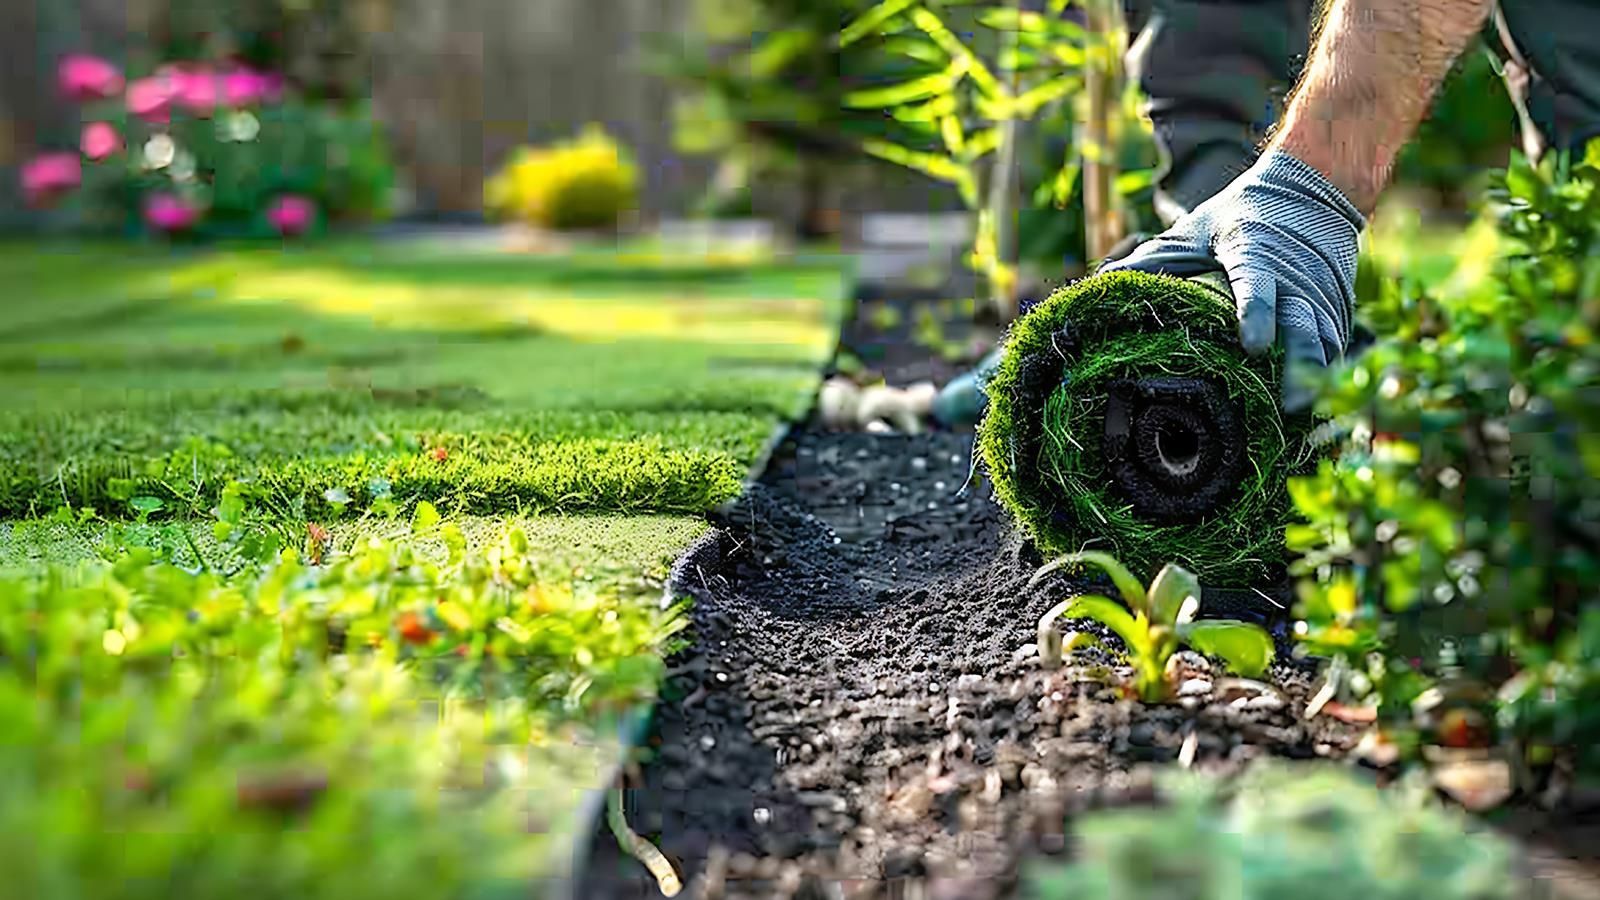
left=484, top=126, right=639, bottom=232
left=1026, top=762, right=1520, bottom=899
left=1288, top=141, right=1600, bottom=786
left=1031, top=551, right=1274, bottom=702
left=0, top=518, right=684, bottom=898
left=31, top=51, right=394, bottom=239
left=840, top=0, right=1096, bottom=316
left=660, top=0, right=910, bottom=238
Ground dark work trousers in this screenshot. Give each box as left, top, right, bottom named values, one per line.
left=1122, top=0, right=1600, bottom=225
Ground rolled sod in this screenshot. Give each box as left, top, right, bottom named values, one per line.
left=978, top=270, right=1312, bottom=584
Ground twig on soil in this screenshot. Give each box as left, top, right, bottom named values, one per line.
left=607, top=786, right=682, bottom=897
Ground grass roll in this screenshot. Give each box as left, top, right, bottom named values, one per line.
left=978, top=270, right=1312, bottom=584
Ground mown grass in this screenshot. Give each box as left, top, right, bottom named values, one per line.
left=0, top=243, right=843, bottom=520
left=0, top=238, right=843, bottom=896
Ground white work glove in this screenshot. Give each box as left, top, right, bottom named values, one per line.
left=1099, top=148, right=1365, bottom=412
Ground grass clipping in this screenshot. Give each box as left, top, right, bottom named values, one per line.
left=979, top=271, right=1309, bottom=584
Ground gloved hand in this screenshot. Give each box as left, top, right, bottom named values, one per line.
left=1098, top=148, right=1365, bottom=412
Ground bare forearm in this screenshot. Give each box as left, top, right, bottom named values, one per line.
left=1269, top=0, right=1491, bottom=214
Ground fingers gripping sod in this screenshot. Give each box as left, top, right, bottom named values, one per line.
left=1100, top=148, right=1365, bottom=412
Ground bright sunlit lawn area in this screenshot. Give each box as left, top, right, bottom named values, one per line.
left=0, top=238, right=845, bottom=896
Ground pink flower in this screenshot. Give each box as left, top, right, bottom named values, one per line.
left=143, top=192, right=201, bottom=234
left=59, top=54, right=124, bottom=102
left=266, top=195, right=317, bottom=237
left=80, top=122, right=122, bottom=161
left=20, top=153, right=82, bottom=207
left=222, top=67, right=286, bottom=107
left=172, top=66, right=220, bottom=117
left=127, top=76, right=177, bottom=124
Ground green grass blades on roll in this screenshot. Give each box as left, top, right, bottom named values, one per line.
left=978, top=270, right=1314, bottom=585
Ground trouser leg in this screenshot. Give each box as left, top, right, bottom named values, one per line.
left=1494, top=0, right=1600, bottom=158
left=1123, top=0, right=1313, bottom=224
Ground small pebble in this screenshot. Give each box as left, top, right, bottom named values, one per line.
left=911, top=457, right=928, bottom=471
left=927, top=501, right=939, bottom=510
left=934, top=480, right=948, bottom=491
left=929, top=683, right=941, bottom=693
left=1012, top=644, right=1038, bottom=661
left=700, top=734, right=717, bottom=750
left=1177, top=678, right=1213, bottom=698
left=753, top=807, right=771, bottom=825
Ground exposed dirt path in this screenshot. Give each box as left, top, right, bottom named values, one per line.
left=581, top=420, right=1350, bottom=899
left=579, top=289, right=1356, bottom=898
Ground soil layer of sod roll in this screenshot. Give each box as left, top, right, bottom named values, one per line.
left=978, top=270, right=1308, bottom=584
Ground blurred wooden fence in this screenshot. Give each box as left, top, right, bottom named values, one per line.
left=0, top=0, right=954, bottom=228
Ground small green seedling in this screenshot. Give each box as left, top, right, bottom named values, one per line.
left=1031, top=552, right=1274, bottom=702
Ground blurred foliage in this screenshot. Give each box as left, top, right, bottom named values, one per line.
left=1027, top=763, right=1519, bottom=898
left=1015, top=86, right=1161, bottom=271
left=147, top=0, right=391, bottom=103
left=1289, top=141, right=1600, bottom=783
left=661, top=0, right=917, bottom=224
left=484, top=127, right=639, bottom=232
left=0, top=506, right=680, bottom=899
left=76, top=95, right=393, bottom=238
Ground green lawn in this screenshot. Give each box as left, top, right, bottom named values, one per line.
left=0, top=239, right=845, bottom=898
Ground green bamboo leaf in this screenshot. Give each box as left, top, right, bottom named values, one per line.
left=1013, top=74, right=1079, bottom=115
left=939, top=115, right=966, bottom=155
left=1115, top=168, right=1155, bottom=194
left=966, top=127, right=1002, bottom=158
left=880, top=36, right=948, bottom=64
left=978, top=7, right=1087, bottom=41
left=1050, top=43, right=1087, bottom=66
left=861, top=139, right=967, bottom=184
left=844, top=70, right=953, bottom=108
left=1041, top=160, right=1079, bottom=206
left=840, top=0, right=919, bottom=47
left=1029, top=551, right=1147, bottom=613
left=910, top=8, right=1004, bottom=99
left=1179, top=620, right=1275, bottom=677
left=977, top=8, right=1049, bottom=32
left=891, top=94, right=959, bottom=123
left=747, top=28, right=817, bottom=78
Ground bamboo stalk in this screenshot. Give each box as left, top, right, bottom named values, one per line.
left=1080, top=0, right=1127, bottom=264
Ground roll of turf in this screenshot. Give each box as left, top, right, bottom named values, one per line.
left=978, top=270, right=1310, bottom=584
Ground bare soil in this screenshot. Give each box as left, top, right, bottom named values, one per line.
left=580, top=292, right=1357, bottom=899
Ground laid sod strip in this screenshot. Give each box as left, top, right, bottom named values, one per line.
left=979, top=271, right=1312, bottom=584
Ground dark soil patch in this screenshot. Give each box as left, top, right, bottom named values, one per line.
left=579, top=293, right=1595, bottom=899
left=581, top=425, right=1346, bottom=899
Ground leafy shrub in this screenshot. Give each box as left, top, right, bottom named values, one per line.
left=483, top=126, right=639, bottom=232
left=1027, top=763, right=1520, bottom=899
left=22, top=53, right=394, bottom=238
left=1289, top=142, right=1600, bottom=781
left=0, top=515, right=683, bottom=899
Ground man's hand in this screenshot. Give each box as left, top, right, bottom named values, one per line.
left=1104, top=0, right=1493, bottom=411
left=1099, top=148, right=1364, bottom=411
